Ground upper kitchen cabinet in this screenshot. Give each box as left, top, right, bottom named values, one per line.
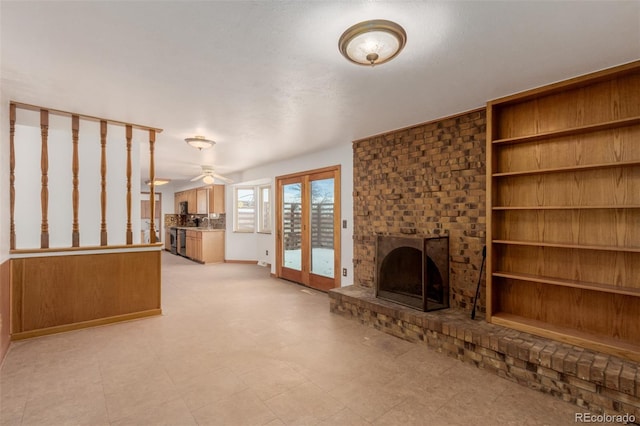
left=209, top=185, right=225, bottom=214
left=196, top=188, right=208, bottom=214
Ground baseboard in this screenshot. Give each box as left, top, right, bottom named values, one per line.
left=11, top=309, right=162, bottom=340
left=224, top=259, right=258, bottom=264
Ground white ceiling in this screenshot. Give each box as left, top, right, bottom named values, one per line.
left=2, top=1, right=639, bottom=184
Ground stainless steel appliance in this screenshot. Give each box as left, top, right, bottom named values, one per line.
left=178, top=229, right=187, bottom=256
left=169, top=228, right=178, bottom=254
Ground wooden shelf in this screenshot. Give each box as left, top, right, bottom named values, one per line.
left=492, top=116, right=640, bottom=146
left=492, top=240, right=640, bottom=253
left=490, top=312, right=640, bottom=363
left=493, top=159, right=640, bottom=177
left=493, top=205, right=640, bottom=211
left=493, top=271, right=640, bottom=297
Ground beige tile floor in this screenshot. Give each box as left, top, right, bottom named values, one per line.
left=1, top=252, right=595, bottom=425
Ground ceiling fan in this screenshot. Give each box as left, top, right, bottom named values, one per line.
left=190, top=165, right=233, bottom=184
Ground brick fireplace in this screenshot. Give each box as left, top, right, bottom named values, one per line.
left=352, top=108, right=486, bottom=312
left=329, top=107, right=640, bottom=418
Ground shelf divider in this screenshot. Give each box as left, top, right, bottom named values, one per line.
left=492, top=116, right=640, bottom=146
left=492, top=239, right=640, bottom=253
left=493, top=159, right=640, bottom=177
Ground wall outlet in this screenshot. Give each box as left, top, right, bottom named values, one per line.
left=342, top=220, right=347, bottom=228
left=266, top=250, right=269, bottom=256
left=342, top=268, right=347, bottom=277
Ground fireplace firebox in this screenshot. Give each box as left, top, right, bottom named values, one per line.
left=375, top=235, right=449, bottom=312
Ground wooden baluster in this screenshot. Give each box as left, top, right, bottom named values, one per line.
left=40, top=109, right=49, bottom=248
left=126, top=125, right=133, bottom=245
left=100, top=120, right=108, bottom=246
left=9, top=103, right=16, bottom=250
left=148, top=129, right=156, bottom=243
left=71, top=115, right=80, bottom=247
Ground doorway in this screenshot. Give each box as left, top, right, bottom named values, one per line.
left=276, top=166, right=341, bottom=291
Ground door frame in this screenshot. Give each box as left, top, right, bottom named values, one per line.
left=275, top=165, right=341, bottom=290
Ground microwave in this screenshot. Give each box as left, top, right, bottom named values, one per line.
left=179, top=201, right=188, bottom=215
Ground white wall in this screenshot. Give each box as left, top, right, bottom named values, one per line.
left=226, top=143, right=354, bottom=286
left=11, top=110, right=145, bottom=248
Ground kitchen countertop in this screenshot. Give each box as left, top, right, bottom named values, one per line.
left=170, top=227, right=225, bottom=232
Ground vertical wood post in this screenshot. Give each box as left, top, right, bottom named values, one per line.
left=71, top=115, right=80, bottom=247
left=100, top=120, right=108, bottom=246
left=9, top=103, right=16, bottom=250
left=148, top=129, right=156, bottom=243
left=40, top=109, right=49, bottom=248
left=125, top=125, right=133, bottom=245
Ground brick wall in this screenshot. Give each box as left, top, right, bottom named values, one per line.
left=352, top=108, right=487, bottom=312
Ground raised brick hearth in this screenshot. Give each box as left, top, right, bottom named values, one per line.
left=330, top=286, right=640, bottom=418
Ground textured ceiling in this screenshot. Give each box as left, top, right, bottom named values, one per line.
left=2, top=1, right=639, bottom=183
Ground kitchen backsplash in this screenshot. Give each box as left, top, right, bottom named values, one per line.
left=164, top=213, right=226, bottom=229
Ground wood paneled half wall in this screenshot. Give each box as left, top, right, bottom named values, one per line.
left=11, top=246, right=162, bottom=339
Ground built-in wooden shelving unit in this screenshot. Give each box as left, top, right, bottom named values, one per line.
left=486, top=60, right=640, bottom=361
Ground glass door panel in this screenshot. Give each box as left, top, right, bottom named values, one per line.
left=310, top=178, right=335, bottom=279
left=282, top=182, right=302, bottom=273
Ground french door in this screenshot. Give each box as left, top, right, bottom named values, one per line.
left=276, top=166, right=340, bottom=291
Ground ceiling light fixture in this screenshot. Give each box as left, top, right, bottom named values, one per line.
left=145, top=178, right=171, bottom=186
left=339, top=19, right=407, bottom=66
left=202, top=175, right=215, bottom=184
left=185, top=135, right=215, bottom=150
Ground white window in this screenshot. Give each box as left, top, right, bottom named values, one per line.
left=258, top=185, right=272, bottom=234
left=234, top=187, right=256, bottom=232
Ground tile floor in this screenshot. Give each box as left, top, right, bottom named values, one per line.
left=1, top=252, right=596, bottom=425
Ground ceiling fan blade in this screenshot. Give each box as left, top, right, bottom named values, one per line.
left=213, top=173, right=233, bottom=183
left=190, top=174, right=206, bottom=182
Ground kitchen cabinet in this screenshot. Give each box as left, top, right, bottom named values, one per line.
left=174, top=189, right=197, bottom=214
left=196, top=188, right=208, bottom=214
left=184, top=229, right=224, bottom=264
left=175, top=185, right=225, bottom=215
left=209, top=185, right=225, bottom=214
left=141, top=199, right=160, bottom=219
left=165, top=229, right=171, bottom=251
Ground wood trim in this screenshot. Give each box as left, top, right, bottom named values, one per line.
left=275, top=164, right=341, bottom=181
left=71, top=115, right=80, bottom=247
left=40, top=109, right=50, bottom=248
left=488, top=59, right=640, bottom=106
left=9, top=104, right=16, bottom=250
left=11, top=309, right=162, bottom=341
left=485, top=104, right=495, bottom=321
left=491, top=313, right=640, bottom=363
left=100, top=121, right=108, bottom=245
left=148, top=130, right=156, bottom=243
left=11, top=101, right=163, bottom=133
left=224, top=260, right=256, bottom=264
left=0, top=260, right=10, bottom=364
left=10, top=243, right=163, bottom=255
left=126, top=125, right=133, bottom=245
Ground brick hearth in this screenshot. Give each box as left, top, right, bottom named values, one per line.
left=329, top=286, right=640, bottom=419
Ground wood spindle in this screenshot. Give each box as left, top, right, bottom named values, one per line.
left=40, top=109, right=49, bottom=248
left=125, top=125, right=133, bottom=245
left=148, top=129, right=156, bottom=244
left=9, top=103, right=16, bottom=250
left=100, top=120, right=108, bottom=246
left=71, top=115, right=80, bottom=247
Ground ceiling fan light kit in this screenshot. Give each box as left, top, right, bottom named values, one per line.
left=339, top=19, right=407, bottom=66
left=185, top=135, right=215, bottom=150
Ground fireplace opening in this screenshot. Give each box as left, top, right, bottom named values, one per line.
left=375, top=235, right=449, bottom=312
